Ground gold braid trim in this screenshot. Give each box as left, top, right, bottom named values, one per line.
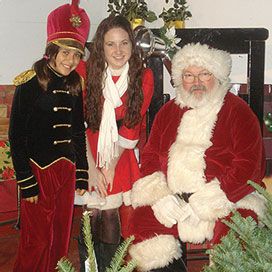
left=13, top=69, right=36, bottom=86
left=30, top=157, right=74, bottom=169
left=76, top=178, right=88, bottom=182
left=17, top=175, right=34, bottom=184
left=21, top=182, right=38, bottom=190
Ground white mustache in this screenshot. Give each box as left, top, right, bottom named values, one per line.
left=190, top=85, right=207, bottom=92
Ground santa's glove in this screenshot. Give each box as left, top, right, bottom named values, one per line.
left=151, top=194, right=187, bottom=228
left=178, top=203, right=201, bottom=226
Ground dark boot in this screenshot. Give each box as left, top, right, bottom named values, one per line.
left=150, top=257, right=187, bottom=272
left=77, top=228, right=88, bottom=272
left=98, top=242, right=120, bottom=271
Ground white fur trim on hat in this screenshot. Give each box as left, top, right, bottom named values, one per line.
left=189, top=178, right=234, bottom=221
left=129, top=235, right=182, bottom=271
left=131, top=171, right=171, bottom=208
left=171, top=43, right=232, bottom=87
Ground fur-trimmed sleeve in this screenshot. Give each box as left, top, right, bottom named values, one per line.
left=131, top=171, right=171, bottom=208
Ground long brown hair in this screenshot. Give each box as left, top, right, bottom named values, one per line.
left=33, top=43, right=82, bottom=95
left=85, top=15, right=144, bottom=132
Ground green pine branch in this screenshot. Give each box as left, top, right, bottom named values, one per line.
left=57, top=257, right=76, bottom=272
left=106, top=236, right=136, bottom=272
left=82, top=211, right=97, bottom=272
left=57, top=211, right=136, bottom=272
left=203, top=181, right=272, bottom=272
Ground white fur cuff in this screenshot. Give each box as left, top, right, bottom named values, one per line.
left=131, top=172, right=171, bottom=207
left=129, top=235, right=182, bottom=271
left=235, top=191, right=266, bottom=219
left=189, top=178, right=234, bottom=221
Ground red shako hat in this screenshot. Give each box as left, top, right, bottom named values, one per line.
left=47, top=0, right=90, bottom=54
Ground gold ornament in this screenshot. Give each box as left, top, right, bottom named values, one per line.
left=130, top=18, right=144, bottom=30
left=166, top=20, right=185, bottom=29
left=70, top=14, right=82, bottom=27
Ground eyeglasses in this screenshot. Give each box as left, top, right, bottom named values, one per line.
left=182, top=72, right=213, bottom=83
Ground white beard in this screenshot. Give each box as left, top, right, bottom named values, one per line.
left=175, top=81, right=229, bottom=109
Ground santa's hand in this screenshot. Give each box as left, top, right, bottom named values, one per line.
left=151, top=194, right=186, bottom=228
left=178, top=203, right=201, bottom=226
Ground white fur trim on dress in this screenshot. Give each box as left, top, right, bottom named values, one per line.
left=131, top=171, right=171, bottom=208
left=189, top=178, right=234, bottom=221
left=129, top=235, right=182, bottom=271
left=123, top=190, right=132, bottom=206
left=96, top=192, right=123, bottom=210
left=118, top=134, right=138, bottom=149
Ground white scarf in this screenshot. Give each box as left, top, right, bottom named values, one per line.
left=97, top=63, right=129, bottom=169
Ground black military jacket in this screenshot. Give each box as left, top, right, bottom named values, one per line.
left=9, top=69, right=88, bottom=198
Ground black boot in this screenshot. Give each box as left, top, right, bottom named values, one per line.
left=98, top=242, right=120, bottom=271
left=77, top=229, right=88, bottom=272
left=150, top=257, right=187, bottom=272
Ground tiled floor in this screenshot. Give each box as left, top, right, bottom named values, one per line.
left=0, top=207, right=208, bottom=272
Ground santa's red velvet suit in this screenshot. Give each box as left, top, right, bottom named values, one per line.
left=127, top=43, right=266, bottom=272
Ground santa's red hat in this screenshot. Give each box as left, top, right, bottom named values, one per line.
left=47, top=0, right=90, bottom=54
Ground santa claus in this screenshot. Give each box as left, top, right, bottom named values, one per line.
left=127, top=43, right=266, bottom=271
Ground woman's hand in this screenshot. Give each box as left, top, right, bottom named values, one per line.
left=101, top=146, right=125, bottom=192
left=101, top=166, right=115, bottom=192
left=93, top=168, right=108, bottom=198
left=87, top=149, right=108, bottom=197
left=25, top=195, right=38, bottom=204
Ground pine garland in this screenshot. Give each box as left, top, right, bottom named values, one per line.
left=203, top=181, right=272, bottom=272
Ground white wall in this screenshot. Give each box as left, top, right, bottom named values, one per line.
left=0, top=0, right=108, bottom=84
left=0, top=0, right=271, bottom=85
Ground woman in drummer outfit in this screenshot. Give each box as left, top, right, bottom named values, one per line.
left=9, top=1, right=90, bottom=271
